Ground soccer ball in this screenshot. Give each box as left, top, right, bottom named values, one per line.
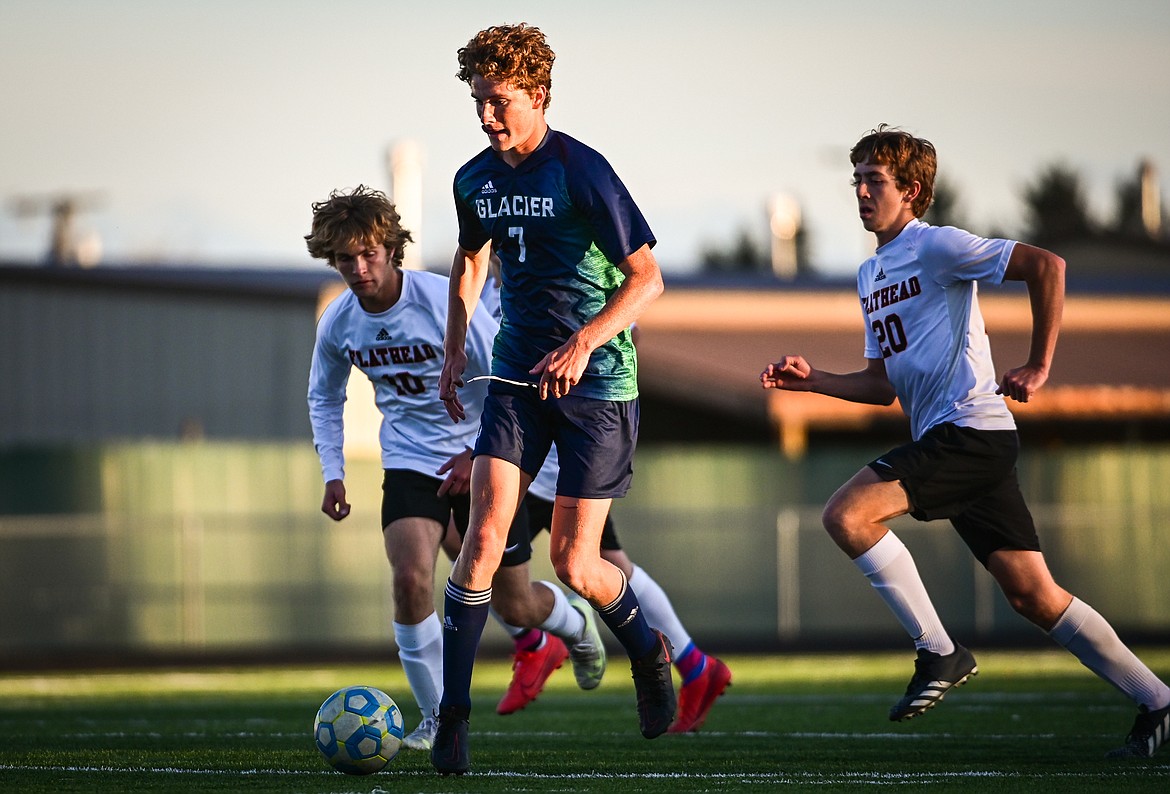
left=313, top=685, right=405, bottom=775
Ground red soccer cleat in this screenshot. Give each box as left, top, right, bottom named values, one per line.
left=667, top=655, right=732, bottom=733
left=497, top=634, right=569, bottom=715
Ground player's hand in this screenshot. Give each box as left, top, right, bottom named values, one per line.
left=439, top=350, right=469, bottom=422
left=436, top=448, right=473, bottom=496
left=530, top=337, right=589, bottom=400
left=997, top=363, right=1048, bottom=403
left=761, top=355, right=813, bottom=390
left=321, top=479, right=350, bottom=521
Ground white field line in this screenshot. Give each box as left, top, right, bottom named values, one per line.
left=1, top=764, right=1168, bottom=784
left=18, top=729, right=1081, bottom=740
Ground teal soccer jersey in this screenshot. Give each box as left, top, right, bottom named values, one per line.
left=454, top=129, right=655, bottom=401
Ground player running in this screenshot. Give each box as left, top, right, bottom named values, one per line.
left=761, top=125, right=1170, bottom=758
left=432, top=23, right=673, bottom=776
left=305, top=185, right=606, bottom=752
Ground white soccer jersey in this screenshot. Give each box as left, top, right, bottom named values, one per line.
left=858, top=219, right=1018, bottom=441
left=308, top=269, right=498, bottom=482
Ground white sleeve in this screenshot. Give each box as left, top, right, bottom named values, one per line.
left=922, top=226, right=1015, bottom=286
left=307, top=312, right=350, bottom=483
left=857, top=263, right=882, bottom=360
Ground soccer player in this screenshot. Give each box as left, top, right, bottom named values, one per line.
left=305, top=185, right=606, bottom=752
left=432, top=23, right=673, bottom=775
left=760, top=125, right=1170, bottom=758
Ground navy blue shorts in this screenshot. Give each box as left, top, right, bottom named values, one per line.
left=474, top=382, right=638, bottom=500
left=867, top=423, right=1040, bottom=566
left=380, top=468, right=532, bottom=566
left=523, top=494, right=623, bottom=551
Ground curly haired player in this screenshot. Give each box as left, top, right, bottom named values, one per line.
left=305, top=185, right=606, bottom=753
left=432, top=24, right=673, bottom=775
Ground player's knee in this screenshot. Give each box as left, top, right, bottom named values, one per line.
left=391, top=564, right=430, bottom=595
left=552, top=556, right=589, bottom=594
left=551, top=558, right=575, bottom=590
left=1005, top=591, right=1041, bottom=622
left=1001, top=584, right=1058, bottom=626
left=821, top=497, right=854, bottom=538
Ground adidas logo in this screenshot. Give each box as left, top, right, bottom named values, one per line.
left=480, top=180, right=497, bottom=195
left=874, top=267, right=887, bottom=282
left=375, top=328, right=392, bottom=341
left=443, top=616, right=458, bottom=632
left=617, top=606, right=640, bottom=629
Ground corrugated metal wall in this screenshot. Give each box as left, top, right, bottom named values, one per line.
left=0, top=269, right=323, bottom=443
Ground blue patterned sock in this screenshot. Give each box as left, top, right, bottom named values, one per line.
left=596, top=572, right=656, bottom=659
left=439, top=579, right=491, bottom=711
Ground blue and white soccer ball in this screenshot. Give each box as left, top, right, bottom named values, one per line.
left=313, top=685, right=405, bottom=775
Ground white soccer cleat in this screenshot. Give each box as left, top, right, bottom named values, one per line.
left=566, top=593, right=607, bottom=690
left=402, top=715, right=438, bottom=751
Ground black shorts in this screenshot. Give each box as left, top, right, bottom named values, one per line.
left=380, top=468, right=532, bottom=567
left=523, top=493, right=623, bottom=551
left=474, top=382, right=638, bottom=499
left=867, top=423, right=1040, bottom=566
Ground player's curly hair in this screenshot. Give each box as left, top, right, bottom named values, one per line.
left=304, top=185, right=412, bottom=268
left=850, top=125, right=936, bottom=218
left=456, top=23, right=555, bottom=109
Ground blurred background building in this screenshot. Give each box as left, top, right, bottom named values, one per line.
left=2, top=154, right=1169, bottom=667
left=2, top=247, right=1169, bottom=666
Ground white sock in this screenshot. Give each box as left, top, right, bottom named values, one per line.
left=393, top=613, right=443, bottom=721
left=853, top=532, right=954, bottom=656
left=490, top=607, right=526, bottom=639
left=1048, top=597, right=1170, bottom=710
left=537, top=580, right=586, bottom=643
left=629, top=564, right=692, bottom=652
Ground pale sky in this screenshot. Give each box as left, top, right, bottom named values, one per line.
left=2, top=0, right=1168, bottom=275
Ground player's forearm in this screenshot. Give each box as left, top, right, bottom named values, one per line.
left=307, top=356, right=346, bottom=459
left=1024, top=253, right=1065, bottom=373
left=1005, top=243, right=1065, bottom=374
left=812, top=368, right=897, bottom=405
left=444, top=249, right=485, bottom=354
left=307, top=394, right=346, bottom=482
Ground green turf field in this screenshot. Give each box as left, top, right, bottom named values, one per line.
left=1, top=649, right=1167, bottom=792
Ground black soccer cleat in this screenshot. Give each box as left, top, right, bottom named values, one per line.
left=889, top=644, right=978, bottom=721
left=430, top=704, right=471, bottom=776
left=1106, top=703, right=1170, bottom=759
left=630, top=629, right=676, bottom=739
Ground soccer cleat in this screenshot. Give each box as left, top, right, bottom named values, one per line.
left=888, top=644, right=978, bottom=722
left=496, top=633, right=569, bottom=715
left=430, top=704, right=470, bottom=776
left=566, top=593, right=607, bottom=690
left=1106, top=703, right=1170, bottom=758
left=401, top=715, right=437, bottom=751
left=668, top=655, right=732, bottom=733
left=631, top=629, right=677, bottom=739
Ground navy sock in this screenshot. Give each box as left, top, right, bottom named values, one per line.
left=439, top=579, right=491, bottom=711
left=596, top=572, right=656, bottom=659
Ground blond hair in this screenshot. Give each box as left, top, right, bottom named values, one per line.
left=304, top=185, right=412, bottom=267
